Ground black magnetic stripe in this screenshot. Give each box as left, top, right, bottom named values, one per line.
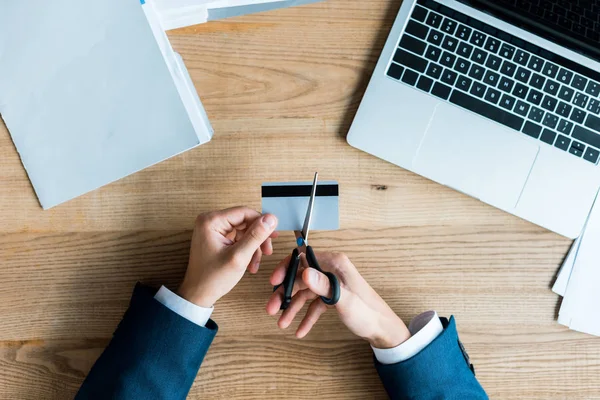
left=262, top=184, right=339, bottom=198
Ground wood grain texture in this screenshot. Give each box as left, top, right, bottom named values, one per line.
left=1, top=0, right=599, bottom=398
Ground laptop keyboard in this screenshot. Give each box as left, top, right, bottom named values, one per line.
left=386, top=0, right=600, bottom=164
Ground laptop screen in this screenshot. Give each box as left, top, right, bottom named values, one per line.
left=457, top=0, right=600, bottom=63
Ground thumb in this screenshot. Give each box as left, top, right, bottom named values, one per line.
left=234, top=214, right=278, bottom=261
left=302, top=268, right=332, bottom=298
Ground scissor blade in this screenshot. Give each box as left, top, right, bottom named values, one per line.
left=301, top=172, right=318, bottom=244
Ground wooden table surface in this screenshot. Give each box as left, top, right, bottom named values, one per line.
left=1, top=0, right=599, bottom=398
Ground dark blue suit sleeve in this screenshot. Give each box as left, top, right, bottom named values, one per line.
left=376, top=316, right=488, bottom=400
left=76, top=283, right=217, bottom=400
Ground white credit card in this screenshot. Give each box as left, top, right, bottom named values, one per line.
left=261, top=181, right=339, bottom=232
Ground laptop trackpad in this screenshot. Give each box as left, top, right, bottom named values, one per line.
left=413, top=103, right=539, bottom=209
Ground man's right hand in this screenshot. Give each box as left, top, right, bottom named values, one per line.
left=266, top=252, right=411, bottom=349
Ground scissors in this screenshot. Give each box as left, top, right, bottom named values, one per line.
left=278, top=172, right=341, bottom=310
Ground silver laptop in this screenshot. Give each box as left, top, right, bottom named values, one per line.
left=348, top=0, right=600, bottom=239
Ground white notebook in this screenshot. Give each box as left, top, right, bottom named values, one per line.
left=0, top=0, right=213, bottom=209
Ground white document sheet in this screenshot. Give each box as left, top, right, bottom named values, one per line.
left=0, top=0, right=212, bottom=209
left=558, top=191, right=600, bottom=335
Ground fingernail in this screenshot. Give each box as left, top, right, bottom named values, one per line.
left=307, top=268, right=319, bottom=285
left=262, top=214, right=277, bottom=229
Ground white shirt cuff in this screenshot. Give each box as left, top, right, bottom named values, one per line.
left=154, top=285, right=214, bottom=327
left=372, top=311, right=443, bottom=365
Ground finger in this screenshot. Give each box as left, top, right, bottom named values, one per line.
left=232, top=214, right=278, bottom=262
left=212, top=207, right=261, bottom=235
left=247, top=247, right=262, bottom=274
left=296, top=299, right=328, bottom=338
left=278, top=289, right=317, bottom=329
left=301, top=267, right=332, bottom=298
left=270, top=254, right=291, bottom=286
left=260, top=237, right=273, bottom=256
left=266, top=286, right=285, bottom=315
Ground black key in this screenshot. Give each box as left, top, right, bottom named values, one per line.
left=511, top=83, right=528, bottom=99
left=557, top=69, right=573, bottom=85
left=431, top=81, right=452, bottom=100
left=499, top=77, right=515, bottom=93
left=542, top=95, right=558, bottom=112
left=427, top=30, right=444, bottom=46
left=573, top=125, right=600, bottom=149
left=441, top=69, right=458, bottom=85
left=529, top=106, right=545, bottom=122
left=543, top=113, right=559, bottom=129
left=572, top=75, right=588, bottom=91
left=484, top=87, right=501, bottom=104
left=499, top=43, right=515, bottom=59
left=584, top=114, right=600, bottom=133
left=455, top=24, right=472, bottom=40
left=402, top=69, right=419, bottom=85
left=406, top=20, right=430, bottom=40
left=527, top=89, right=543, bottom=105
left=449, top=90, right=524, bottom=130
left=441, top=36, right=458, bottom=52
left=455, top=58, right=471, bottom=74
left=469, top=31, right=487, bottom=47
left=400, top=35, right=428, bottom=55
left=555, top=134, right=571, bottom=151
left=440, top=51, right=456, bottom=68
left=574, top=92, right=589, bottom=109
left=570, top=108, right=586, bottom=124
left=587, top=99, right=600, bottom=115
left=514, top=100, right=530, bottom=117
left=500, top=94, right=516, bottom=111
left=484, top=37, right=501, bottom=53
left=585, top=81, right=600, bottom=97
left=440, top=18, right=458, bottom=35
left=470, top=48, right=487, bottom=65
left=500, top=61, right=517, bottom=77
left=557, top=119, right=574, bottom=135
left=569, top=142, right=584, bottom=157
left=515, top=67, right=531, bottom=84
left=556, top=102, right=572, bottom=118
left=470, top=81, right=486, bottom=98
left=542, top=62, right=559, bottom=78
left=417, top=75, right=434, bottom=92
left=468, top=64, right=485, bottom=80
left=557, top=86, right=574, bottom=102
left=540, top=129, right=557, bottom=145
left=542, top=80, right=560, bottom=96
left=514, top=50, right=530, bottom=66
left=425, top=12, right=443, bottom=29
left=456, top=75, right=472, bottom=91
left=483, top=70, right=500, bottom=87
left=523, top=121, right=542, bottom=138
left=426, top=63, right=443, bottom=79
left=457, top=42, right=473, bottom=58
left=424, top=45, right=442, bottom=62
left=387, top=63, right=405, bottom=80
left=584, top=147, right=600, bottom=163
left=411, top=5, right=428, bottom=22
left=485, top=54, right=502, bottom=71
left=571, top=141, right=586, bottom=153
left=394, top=49, right=428, bottom=72
left=527, top=56, right=544, bottom=72
left=530, top=73, right=546, bottom=89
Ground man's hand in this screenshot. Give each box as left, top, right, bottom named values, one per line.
left=266, top=252, right=411, bottom=349
left=178, top=207, right=278, bottom=308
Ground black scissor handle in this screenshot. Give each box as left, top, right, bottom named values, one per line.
left=278, top=248, right=300, bottom=310
left=306, top=246, right=341, bottom=306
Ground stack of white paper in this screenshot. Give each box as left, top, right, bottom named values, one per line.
left=0, top=0, right=213, bottom=209
left=553, top=190, right=600, bottom=336
left=152, top=0, right=323, bottom=30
